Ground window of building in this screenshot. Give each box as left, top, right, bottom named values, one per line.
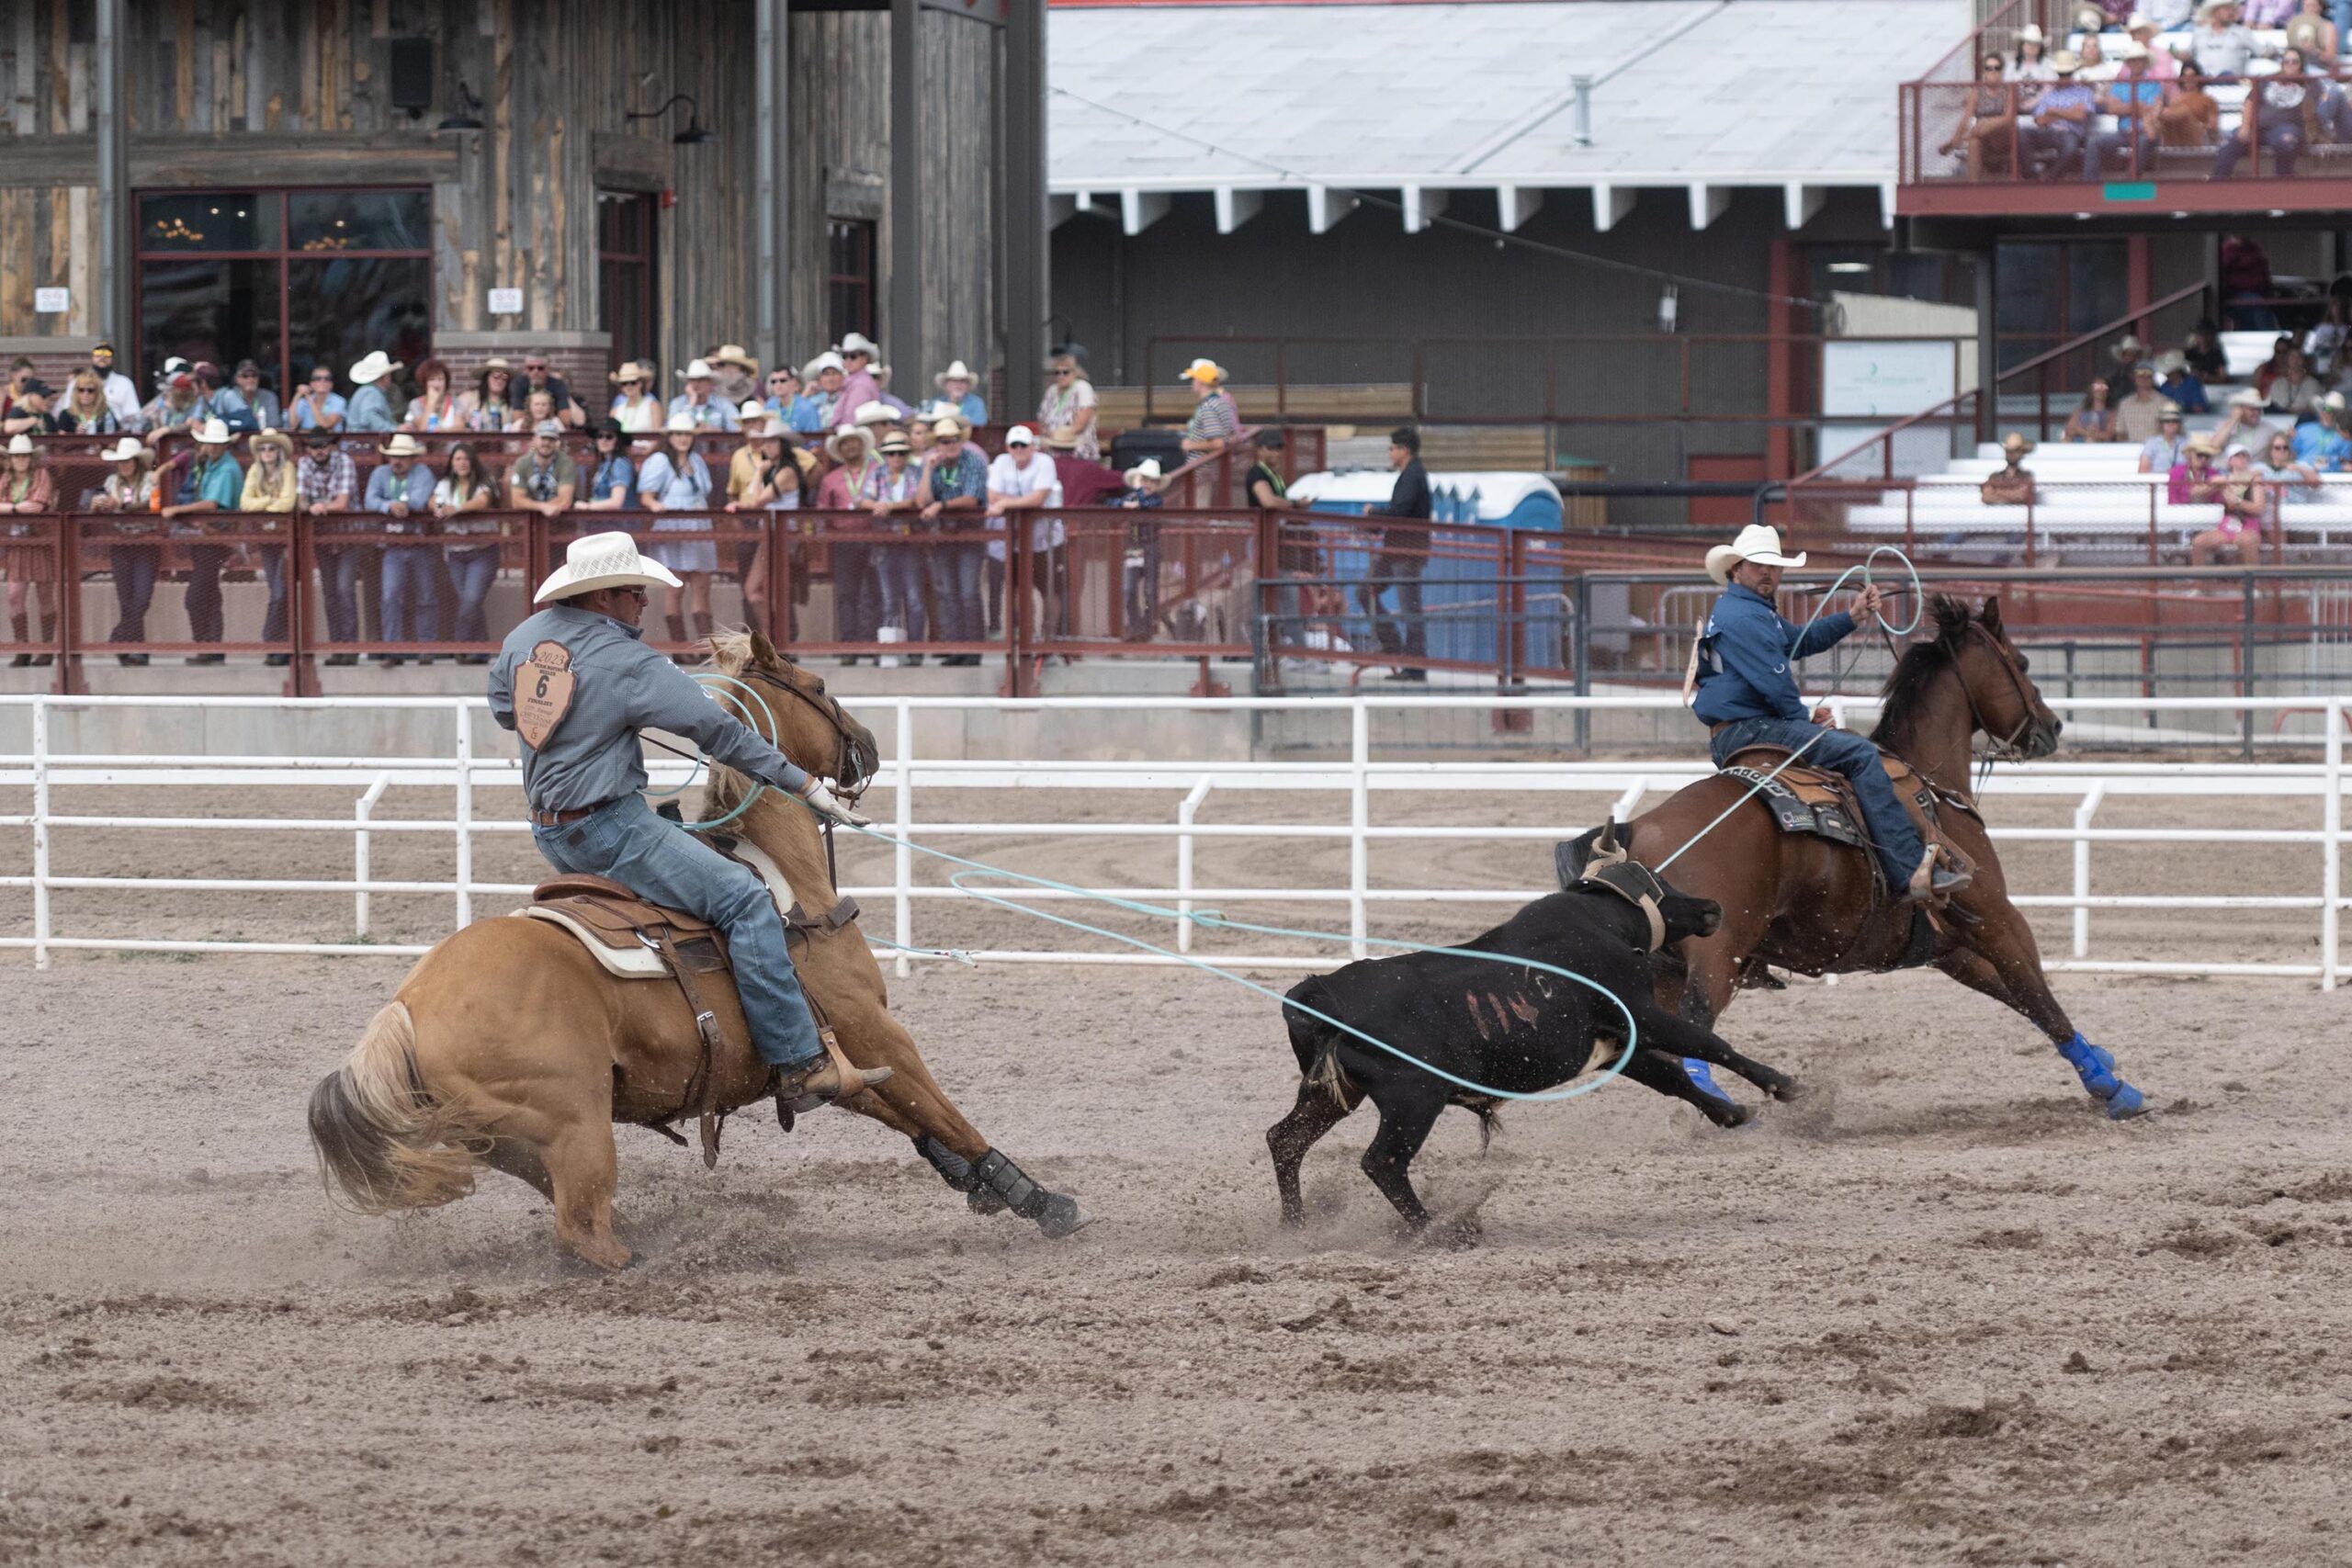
left=598, top=191, right=660, bottom=375
left=136, top=187, right=431, bottom=400
left=828, top=220, right=876, bottom=347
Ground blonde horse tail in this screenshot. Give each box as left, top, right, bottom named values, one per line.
left=308, top=1000, right=483, bottom=1213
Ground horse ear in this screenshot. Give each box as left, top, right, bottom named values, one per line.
left=1980, top=596, right=2004, bottom=636
left=749, top=627, right=781, bottom=668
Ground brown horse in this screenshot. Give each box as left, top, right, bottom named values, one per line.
left=1567, top=595, right=2149, bottom=1120
left=308, top=629, right=1091, bottom=1269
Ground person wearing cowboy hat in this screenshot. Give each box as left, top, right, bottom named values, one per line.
left=915, top=412, right=990, bottom=661
left=933, top=360, right=988, bottom=426
left=2122, top=14, right=2180, bottom=76
left=1178, top=359, right=1239, bottom=457
left=794, top=353, right=845, bottom=435
left=607, top=360, right=662, bottom=434
left=1982, top=432, right=2038, bottom=504
left=345, top=351, right=403, bottom=433
left=488, top=532, right=887, bottom=1111
left=2153, top=348, right=2211, bottom=412
left=637, top=412, right=721, bottom=658
left=364, top=432, right=439, bottom=665
left=835, top=333, right=882, bottom=423
left=240, top=431, right=300, bottom=664
left=818, top=423, right=886, bottom=660
left=89, top=435, right=161, bottom=664
left=1690, top=525, right=1964, bottom=902
left=2296, top=389, right=2352, bottom=469
left=2213, top=384, right=2275, bottom=454
left=2137, top=401, right=2190, bottom=473
left=667, top=359, right=741, bottom=433
left=2190, top=0, right=2253, bottom=79
left=153, top=417, right=245, bottom=663
left=706, top=344, right=761, bottom=406
left=2021, top=51, right=2096, bottom=176
left=0, top=432, right=56, bottom=667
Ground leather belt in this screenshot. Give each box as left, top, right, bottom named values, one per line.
left=1709, top=722, right=1736, bottom=738
left=529, top=797, right=620, bottom=829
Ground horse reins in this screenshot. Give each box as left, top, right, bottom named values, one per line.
left=1958, top=624, right=2040, bottom=795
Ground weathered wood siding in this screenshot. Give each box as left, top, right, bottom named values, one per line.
left=0, top=0, right=96, bottom=335
left=919, top=11, right=996, bottom=389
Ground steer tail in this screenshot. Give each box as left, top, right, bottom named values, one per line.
left=308, top=1001, right=483, bottom=1213
left=1283, top=977, right=1356, bottom=1109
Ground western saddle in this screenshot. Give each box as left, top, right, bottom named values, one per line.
left=1714, top=741, right=1975, bottom=904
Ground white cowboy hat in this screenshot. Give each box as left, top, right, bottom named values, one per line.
left=191, top=417, right=236, bottom=446
left=2124, top=11, right=2158, bottom=28
left=2228, top=387, right=2266, bottom=409
left=803, top=352, right=845, bottom=378
left=348, top=350, right=401, bottom=385
left=851, top=399, right=895, bottom=428
left=380, top=432, right=424, bottom=457
left=839, top=332, right=881, bottom=357
left=5, top=434, right=33, bottom=456
left=738, top=399, right=772, bottom=424
left=676, top=358, right=716, bottom=380
left=663, top=410, right=700, bottom=433
left=2017, top=21, right=2046, bottom=41
left=102, top=435, right=147, bottom=464
left=934, top=360, right=977, bottom=387
left=1178, top=358, right=1227, bottom=384
left=2110, top=334, right=2148, bottom=360
left=532, top=529, right=684, bottom=604
left=709, top=344, right=759, bottom=373
left=1704, top=523, right=1807, bottom=585
left=825, top=423, right=870, bottom=460
left=1123, top=458, right=1164, bottom=486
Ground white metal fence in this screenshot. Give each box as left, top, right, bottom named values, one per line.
left=0, top=693, right=2345, bottom=989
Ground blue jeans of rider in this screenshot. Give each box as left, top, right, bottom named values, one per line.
left=531, top=795, right=824, bottom=1070
left=1709, top=716, right=1927, bottom=891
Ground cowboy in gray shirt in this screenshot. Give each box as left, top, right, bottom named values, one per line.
left=490, top=530, right=889, bottom=1105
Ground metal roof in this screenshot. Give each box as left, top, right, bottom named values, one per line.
left=1047, top=0, right=1967, bottom=231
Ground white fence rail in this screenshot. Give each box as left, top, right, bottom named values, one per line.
left=0, top=693, right=2345, bottom=988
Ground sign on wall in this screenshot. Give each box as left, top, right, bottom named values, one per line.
left=1817, top=339, right=1962, bottom=481
left=488, top=288, right=523, bottom=316
left=33, top=288, right=68, bottom=313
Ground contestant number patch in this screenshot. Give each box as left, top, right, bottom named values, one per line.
left=515, top=640, right=578, bottom=750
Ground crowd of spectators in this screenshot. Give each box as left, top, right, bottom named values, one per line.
left=0, top=339, right=1289, bottom=669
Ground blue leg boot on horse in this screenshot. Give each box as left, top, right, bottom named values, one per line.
left=2056, top=1031, right=2148, bottom=1121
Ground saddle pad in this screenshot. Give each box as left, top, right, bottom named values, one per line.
left=514, top=905, right=672, bottom=978
left=1721, top=766, right=1873, bottom=853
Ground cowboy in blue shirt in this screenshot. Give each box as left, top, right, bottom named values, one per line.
left=1690, top=525, right=1969, bottom=901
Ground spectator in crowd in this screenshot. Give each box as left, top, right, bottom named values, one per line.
left=2154, top=349, right=2211, bottom=412
left=607, top=361, right=662, bottom=434
left=933, top=360, right=989, bottom=426
left=1179, top=359, right=1241, bottom=457
left=2169, top=431, right=2221, bottom=503
left=763, top=366, right=801, bottom=424
left=1358, top=426, right=1433, bottom=681
left=987, top=425, right=1063, bottom=640
left=638, top=412, right=720, bottom=658
left=707, top=345, right=761, bottom=409
left=916, top=413, right=991, bottom=663
left=820, top=423, right=884, bottom=660
left=2295, top=390, right=2352, bottom=467
left=521, top=389, right=561, bottom=435
left=459, top=357, right=525, bottom=433
left=850, top=399, right=899, bottom=443
left=345, top=352, right=402, bottom=434
left=1045, top=430, right=1126, bottom=506
left=89, top=436, right=160, bottom=665
left=1, top=378, right=52, bottom=437
left=431, top=442, right=503, bottom=664
left=863, top=432, right=926, bottom=658
left=1981, top=432, right=2037, bottom=503
left=793, top=354, right=844, bottom=435
left=189, top=363, right=230, bottom=428
left=2221, top=232, right=2277, bottom=329
left=2157, top=62, right=2222, bottom=145
left=296, top=427, right=362, bottom=665
left=218, top=360, right=281, bottom=431
left=2075, top=33, right=2119, bottom=81
left=2249, top=336, right=2294, bottom=400
left=725, top=405, right=802, bottom=642
left=2, top=434, right=57, bottom=668
left=2285, top=0, right=2337, bottom=58
left=2088, top=45, right=2168, bottom=175
left=669, top=359, right=741, bottom=433
left=2138, top=403, right=2190, bottom=471
left=401, top=357, right=462, bottom=432
left=365, top=432, right=437, bottom=666
left=872, top=363, right=915, bottom=419
left=1943, top=54, right=2022, bottom=178
left=1245, top=428, right=1290, bottom=509
left=519, top=355, right=584, bottom=428
left=2115, top=363, right=2171, bottom=441
left=2190, top=0, right=2255, bottom=79
left=2063, top=378, right=2119, bottom=441
left=2021, top=53, right=2096, bottom=175
left=2213, top=46, right=2320, bottom=177
left=2214, top=385, right=2277, bottom=449
left=508, top=419, right=578, bottom=521
left=904, top=406, right=938, bottom=456
left=835, top=333, right=883, bottom=422
left=2183, top=320, right=2230, bottom=383
left=2013, top=25, right=2058, bottom=96
left=1037, top=350, right=1101, bottom=462
left=239, top=430, right=299, bottom=666
left=579, top=419, right=639, bottom=512
left=53, top=371, right=121, bottom=435
left=2245, top=0, right=2297, bottom=25
left=162, top=418, right=243, bottom=665
left=2123, top=15, right=2180, bottom=75
left=2315, top=69, right=2352, bottom=146
left=141, top=372, right=207, bottom=441
left=89, top=341, right=142, bottom=429
left=2255, top=429, right=2324, bottom=501
left=2195, top=444, right=2269, bottom=563
left=1117, top=458, right=1167, bottom=638
left=2265, top=344, right=2326, bottom=418
left=288, top=366, right=347, bottom=433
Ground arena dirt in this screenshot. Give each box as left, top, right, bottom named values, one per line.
left=2, top=784, right=2348, bottom=1564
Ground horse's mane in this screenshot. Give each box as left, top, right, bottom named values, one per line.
left=1870, top=595, right=1975, bottom=753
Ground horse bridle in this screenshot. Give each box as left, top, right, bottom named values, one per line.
left=736, top=661, right=872, bottom=801
left=1960, top=623, right=2041, bottom=773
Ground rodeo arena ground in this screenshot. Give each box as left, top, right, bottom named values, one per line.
left=14, top=2, right=2352, bottom=1563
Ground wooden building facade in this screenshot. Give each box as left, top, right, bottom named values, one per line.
left=0, top=0, right=1046, bottom=411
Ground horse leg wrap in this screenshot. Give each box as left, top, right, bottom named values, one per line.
left=2056, top=1032, right=2147, bottom=1120
left=915, top=1134, right=1009, bottom=1215
left=974, top=1149, right=1091, bottom=1238
left=1681, top=1057, right=1732, bottom=1103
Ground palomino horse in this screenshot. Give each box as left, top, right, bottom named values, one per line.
left=309, top=630, right=1090, bottom=1269
left=1571, top=595, right=2149, bottom=1119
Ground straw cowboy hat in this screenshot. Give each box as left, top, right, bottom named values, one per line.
left=347, top=351, right=401, bottom=385
left=101, top=435, right=150, bottom=466
left=2048, top=50, right=2081, bottom=73
left=877, top=434, right=913, bottom=456
left=2228, top=387, right=2266, bottom=410
left=249, top=430, right=295, bottom=458
left=709, top=344, right=759, bottom=373
left=934, top=359, right=978, bottom=387
left=2154, top=349, right=2188, bottom=374
left=1123, top=458, right=1165, bottom=487
left=2119, top=39, right=2151, bottom=61
left=380, top=432, right=424, bottom=457
left=851, top=399, right=896, bottom=428
left=2000, top=431, right=2035, bottom=456
left=2159, top=400, right=2185, bottom=419
left=838, top=333, right=881, bottom=358
left=532, top=529, right=684, bottom=604
left=2124, top=12, right=2159, bottom=31
left=825, top=423, right=871, bottom=460
left=479, top=355, right=514, bottom=374
left=608, top=360, right=655, bottom=385
left=2110, top=333, right=2148, bottom=362
left=191, top=417, right=236, bottom=446
left=928, top=413, right=967, bottom=440
left=2187, top=433, right=2221, bottom=455
left=1178, top=358, right=1227, bottom=384
left=676, top=358, right=717, bottom=380
left=1704, top=523, right=1806, bottom=585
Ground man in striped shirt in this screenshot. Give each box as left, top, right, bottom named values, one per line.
left=1179, top=358, right=1239, bottom=458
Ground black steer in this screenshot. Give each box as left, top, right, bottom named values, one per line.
left=1268, top=826, right=1799, bottom=1236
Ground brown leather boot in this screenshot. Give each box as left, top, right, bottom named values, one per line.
left=1907, top=845, right=1972, bottom=902
left=6, top=613, right=27, bottom=668
left=771, top=1033, right=892, bottom=1110
left=664, top=613, right=689, bottom=664
left=29, top=614, right=53, bottom=668
left=686, top=610, right=715, bottom=666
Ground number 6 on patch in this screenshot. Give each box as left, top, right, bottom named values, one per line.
left=515, top=639, right=577, bottom=750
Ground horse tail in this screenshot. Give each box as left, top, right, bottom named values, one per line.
left=308, top=1000, right=483, bottom=1213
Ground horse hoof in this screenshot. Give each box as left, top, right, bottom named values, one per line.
left=2104, top=1082, right=2150, bottom=1120
left=967, top=1187, right=1010, bottom=1217
left=1035, top=1192, right=1094, bottom=1239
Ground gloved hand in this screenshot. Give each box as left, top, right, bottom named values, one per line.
left=797, top=776, right=871, bottom=829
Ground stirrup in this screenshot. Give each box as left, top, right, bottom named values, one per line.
left=1906, top=846, right=1971, bottom=902
left=772, top=1031, right=891, bottom=1108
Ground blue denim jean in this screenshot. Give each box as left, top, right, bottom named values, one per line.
left=108, top=543, right=159, bottom=644
left=447, top=545, right=501, bottom=647
left=872, top=537, right=926, bottom=640
left=260, top=544, right=288, bottom=644
left=319, top=543, right=373, bottom=647
left=380, top=545, right=439, bottom=652
left=531, top=795, right=823, bottom=1068
left=1709, top=716, right=1925, bottom=889
left=923, top=539, right=987, bottom=644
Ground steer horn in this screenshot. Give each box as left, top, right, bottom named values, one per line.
left=1590, top=816, right=1628, bottom=869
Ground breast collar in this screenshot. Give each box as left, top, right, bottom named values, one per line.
left=1577, top=859, right=1668, bottom=952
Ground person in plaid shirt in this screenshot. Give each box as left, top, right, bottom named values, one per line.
left=296, top=430, right=364, bottom=664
